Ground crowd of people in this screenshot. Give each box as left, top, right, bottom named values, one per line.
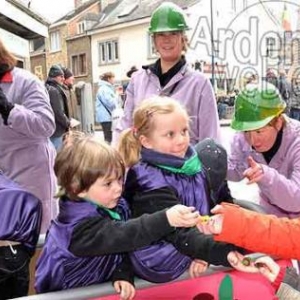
left=1, top=2, right=300, bottom=300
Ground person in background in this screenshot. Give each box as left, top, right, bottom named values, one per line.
left=289, top=80, right=300, bottom=121
left=35, top=135, right=200, bottom=298
left=46, top=65, right=70, bottom=151
left=61, top=67, right=78, bottom=122
left=0, top=38, right=56, bottom=234
left=197, top=203, right=300, bottom=299
left=0, top=171, right=42, bottom=299
left=95, top=71, right=118, bottom=144
left=228, top=81, right=300, bottom=218
left=115, top=2, right=220, bottom=145
left=118, top=97, right=242, bottom=283
left=265, top=68, right=291, bottom=114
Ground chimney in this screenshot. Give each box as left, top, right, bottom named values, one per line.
left=74, top=0, right=83, bottom=9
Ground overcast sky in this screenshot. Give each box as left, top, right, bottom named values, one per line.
left=28, top=0, right=75, bottom=22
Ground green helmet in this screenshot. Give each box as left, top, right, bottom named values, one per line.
left=149, top=2, right=189, bottom=33
left=231, top=82, right=286, bottom=131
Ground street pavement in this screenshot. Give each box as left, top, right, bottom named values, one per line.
left=94, top=124, right=260, bottom=204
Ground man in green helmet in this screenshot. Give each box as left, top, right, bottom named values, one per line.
left=114, top=1, right=220, bottom=145
left=228, top=81, right=300, bottom=218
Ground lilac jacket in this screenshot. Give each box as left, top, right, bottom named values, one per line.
left=115, top=63, right=220, bottom=144
left=0, top=67, right=57, bottom=233
left=228, top=118, right=300, bottom=218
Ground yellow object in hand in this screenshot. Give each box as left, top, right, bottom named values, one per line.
left=198, top=215, right=210, bottom=223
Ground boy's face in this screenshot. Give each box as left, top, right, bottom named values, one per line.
left=78, top=176, right=123, bottom=209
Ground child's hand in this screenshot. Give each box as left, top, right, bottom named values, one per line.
left=189, top=259, right=208, bottom=278
left=166, top=205, right=199, bottom=227
left=114, top=280, right=135, bottom=300
left=227, top=251, right=260, bottom=273
left=196, top=214, right=223, bottom=234
left=243, top=156, right=264, bottom=184
left=254, top=256, right=280, bottom=283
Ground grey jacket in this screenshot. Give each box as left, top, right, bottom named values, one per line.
left=277, top=267, right=300, bottom=300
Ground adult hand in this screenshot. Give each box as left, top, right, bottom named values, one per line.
left=189, top=259, right=208, bottom=278
left=0, top=87, right=14, bottom=125
left=254, top=256, right=281, bottom=283
left=113, top=280, right=135, bottom=300
left=166, top=204, right=199, bottom=227
left=243, top=156, right=264, bottom=184
left=227, top=251, right=260, bottom=273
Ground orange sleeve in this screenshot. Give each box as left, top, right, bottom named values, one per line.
left=214, top=203, right=300, bottom=259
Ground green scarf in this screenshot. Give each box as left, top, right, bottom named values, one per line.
left=157, top=153, right=202, bottom=176
left=82, top=198, right=121, bottom=221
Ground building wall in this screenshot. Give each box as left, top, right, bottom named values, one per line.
left=68, top=3, right=101, bottom=36
left=67, top=35, right=93, bottom=84
left=91, top=21, right=156, bottom=85
left=30, top=53, right=47, bottom=81
left=46, top=25, right=69, bottom=71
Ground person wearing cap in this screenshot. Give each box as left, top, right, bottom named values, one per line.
left=0, top=38, right=56, bottom=235
left=45, top=65, right=70, bottom=150
left=114, top=2, right=220, bottom=145
left=228, top=81, right=300, bottom=218
left=61, top=67, right=78, bottom=122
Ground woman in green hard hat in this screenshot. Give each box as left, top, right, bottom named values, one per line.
left=114, top=1, right=220, bottom=145
left=228, top=81, right=300, bottom=218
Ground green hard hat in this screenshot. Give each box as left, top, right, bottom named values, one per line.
left=149, top=2, right=189, bottom=33
left=231, top=82, right=286, bottom=131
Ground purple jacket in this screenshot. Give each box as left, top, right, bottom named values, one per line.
left=35, top=197, right=130, bottom=293
left=228, top=118, right=300, bottom=218
left=125, top=148, right=210, bottom=282
left=0, top=67, right=57, bottom=233
left=0, top=171, right=42, bottom=253
left=115, top=63, right=220, bottom=144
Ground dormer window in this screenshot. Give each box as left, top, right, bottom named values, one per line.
left=78, top=21, right=86, bottom=34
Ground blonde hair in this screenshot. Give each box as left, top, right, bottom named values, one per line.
left=118, top=96, right=189, bottom=167
left=55, top=135, right=125, bottom=199
left=0, top=39, right=17, bottom=67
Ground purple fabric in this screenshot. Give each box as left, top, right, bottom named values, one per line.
left=228, top=118, right=300, bottom=218
left=115, top=64, right=220, bottom=145
left=0, top=172, right=42, bottom=252
left=130, top=242, right=191, bottom=283
left=35, top=197, right=130, bottom=293
left=0, top=67, right=57, bottom=233
left=126, top=150, right=209, bottom=282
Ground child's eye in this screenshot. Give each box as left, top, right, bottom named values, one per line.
left=104, top=181, right=112, bottom=187
left=181, top=128, right=189, bottom=135
left=166, top=132, right=174, bottom=138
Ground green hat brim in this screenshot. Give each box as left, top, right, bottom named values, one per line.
left=231, top=115, right=277, bottom=131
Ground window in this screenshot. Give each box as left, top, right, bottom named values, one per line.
left=71, top=53, right=87, bottom=76
left=50, top=31, right=61, bottom=52
left=266, top=37, right=276, bottom=58
left=98, top=40, right=119, bottom=65
left=77, top=21, right=86, bottom=34
left=147, top=34, right=157, bottom=58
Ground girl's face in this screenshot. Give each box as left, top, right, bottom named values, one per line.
left=78, top=175, right=123, bottom=209
left=244, top=118, right=282, bottom=152
left=140, top=109, right=190, bottom=158
left=153, top=31, right=183, bottom=63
